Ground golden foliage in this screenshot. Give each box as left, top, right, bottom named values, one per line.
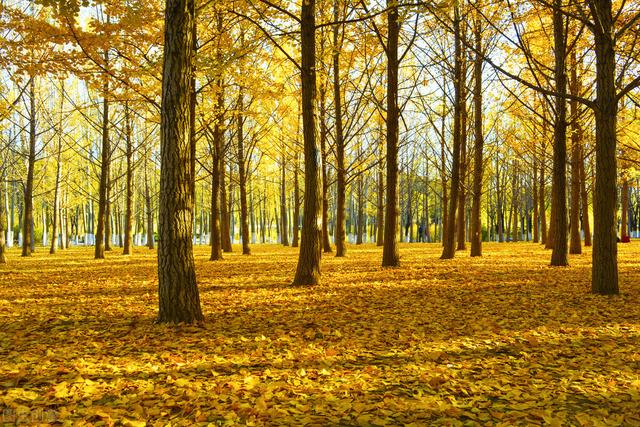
left=1, top=243, right=639, bottom=425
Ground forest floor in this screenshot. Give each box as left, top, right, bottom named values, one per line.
left=1, top=242, right=639, bottom=426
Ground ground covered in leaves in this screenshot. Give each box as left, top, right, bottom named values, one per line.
left=1, top=242, right=639, bottom=426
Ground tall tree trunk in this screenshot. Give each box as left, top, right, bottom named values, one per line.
left=237, top=88, right=251, bottom=255
left=157, top=0, right=203, bottom=323
left=105, top=182, right=112, bottom=251
left=356, top=173, right=364, bottom=244
left=221, top=163, right=232, bottom=252
left=540, top=141, right=548, bottom=245
left=621, top=177, right=629, bottom=239
left=123, top=103, right=134, bottom=255
left=580, top=145, right=592, bottom=246
left=0, top=167, right=6, bottom=263
left=292, top=0, right=322, bottom=286
left=292, top=156, right=300, bottom=247
left=50, top=81, right=64, bottom=255
left=319, top=78, right=332, bottom=253
left=22, top=77, right=36, bottom=257
left=456, top=58, right=468, bottom=251
left=280, top=153, right=289, bottom=246
left=210, top=81, right=224, bottom=260
left=550, top=1, right=568, bottom=266
left=333, top=0, right=347, bottom=257
left=533, top=160, right=539, bottom=243
left=441, top=3, right=462, bottom=260
left=470, top=16, right=484, bottom=257
left=95, top=50, right=110, bottom=259
left=376, top=153, right=384, bottom=246
left=382, top=0, right=400, bottom=266
left=569, top=51, right=582, bottom=254
left=440, top=85, right=448, bottom=245
left=590, top=0, right=619, bottom=294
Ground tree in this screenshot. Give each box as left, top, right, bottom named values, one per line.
left=292, top=0, right=322, bottom=286
left=156, top=0, right=203, bottom=323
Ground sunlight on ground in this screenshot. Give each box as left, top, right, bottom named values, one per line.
left=1, top=243, right=639, bottom=425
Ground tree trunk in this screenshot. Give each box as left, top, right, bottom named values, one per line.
left=0, top=168, right=6, bottom=263
left=22, top=77, right=36, bottom=257
left=580, top=145, right=592, bottom=246
left=221, top=163, right=232, bottom=252
left=590, top=0, right=618, bottom=294
left=280, top=153, right=289, bottom=246
left=550, top=1, right=568, bottom=266
left=621, top=177, right=629, bottom=239
left=292, top=0, right=322, bottom=286
left=50, top=81, right=65, bottom=255
left=210, top=81, right=224, bottom=260
left=95, top=50, right=110, bottom=260
left=319, top=79, right=332, bottom=253
left=456, top=57, right=468, bottom=251
left=441, top=3, right=462, bottom=260
left=123, top=103, right=134, bottom=255
left=533, top=160, right=539, bottom=243
left=292, top=156, right=300, bottom=247
left=569, top=51, right=582, bottom=255
left=376, top=154, right=384, bottom=246
left=237, top=88, right=251, bottom=255
left=470, top=16, right=484, bottom=257
left=157, top=0, right=203, bottom=323
left=333, top=0, right=347, bottom=257
left=540, top=141, right=548, bottom=245
left=382, top=0, right=400, bottom=266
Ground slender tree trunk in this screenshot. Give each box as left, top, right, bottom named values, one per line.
left=319, top=80, right=332, bottom=253
left=157, top=0, right=203, bottom=323
left=540, top=141, right=548, bottom=245
left=0, top=168, right=6, bottom=263
left=470, top=16, right=484, bottom=257
left=621, top=177, right=629, bottom=239
left=550, top=1, right=568, bottom=266
left=50, top=81, right=64, bottom=255
left=22, top=77, right=36, bottom=257
left=456, top=58, right=468, bottom=251
left=210, top=83, right=224, bottom=260
left=334, top=0, right=347, bottom=257
left=237, top=88, right=251, bottom=255
left=382, top=0, right=400, bottom=266
left=376, top=153, right=384, bottom=246
left=533, top=160, right=539, bottom=243
left=221, top=163, right=232, bottom=252
left=441, top=4, right=462, bottom=260
left=356, top=173, right=364, bottom=245
left=95, top=50, right=110, bottom=259
left=569, top=51, right=582, bottom=254
left=123, top=103, right=134, bottom=255
left=292, top=156, right=300, bottom=247
left=280, top=153, right=289, bottom=246
left=580, top=145, right=592, bottom=246
left=292, top=0, right=322, bottom=286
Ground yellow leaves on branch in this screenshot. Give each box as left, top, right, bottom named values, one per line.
left=0, top=243, right=639, bottom=425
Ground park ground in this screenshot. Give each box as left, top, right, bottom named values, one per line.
left=1, top=242, right=639, bottom=426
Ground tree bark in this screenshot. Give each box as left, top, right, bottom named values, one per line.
left=470, top=16, right=484, bottom=257
left=95, top=50, right=110, bottom=260
left=621, top=177, right=629, bottom=239
left=333, top=0, right=347, bottom=257
left=590, top=0, right=618, bottom=294
left=292, top=156, right=300, bottom=247
left=376, top=153, right=384, bottom=246
left=319, top=77, right=332, bottom=253
left=580, top=145, right=592, bottom=246
left=569, top=51, right=582, bottom=254
left=292, top=0, right=322, bottom=286
left=237, top=88, right=251, bottom=255
left=22, top=77, right=36, bottom=257
left=123, top=102, right=134, bottom=255
left=382, top=0, right=400, bottom=266
left=550, top=1, right=568, bottom=266
left=441, top=3, right=463, bottom=260
left=157, top=0, right=203, bottom=323
left=50, top=81, right=65, bottom=255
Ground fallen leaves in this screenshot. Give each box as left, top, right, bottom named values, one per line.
left=0, top=242, right=639, bottom=425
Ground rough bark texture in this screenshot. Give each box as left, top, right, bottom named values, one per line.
left=540, top=142, right=548, bottom=245
left=456, top=56, right=468, bottom=251
left=292, top=0, right=322, bottom=286
left=621, top=177, right=629, bottom=239
left=550, top=2, right=568, bottom=266
left=123, top=103, right=134, bottom=255
left=95, top=53, right=110, bottom=260
left=470, top=16, right=484, bottom=257
left=569, top=52, right=582, bottom=255
left=441, top=5, right=462, bottom=260
left=590, top=0, right=618, bottom=294
left=382, top=1, right=400, bottom=266
left=533, top=161, right=539, bottom=243
left=292, top=158, right=300, bottom=248
left=22, top=78, right=36, bottom=257
left=157, top=0, right=203, bottom=323
left=210, top=78, right=224, bottom=260
left=333, top=0, right=347, bottom=258
left=580, top=146, right=592, bottom=246
left=319, top=82, right=332, bottom=253
left=237, top=89, right=251, bottom=255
